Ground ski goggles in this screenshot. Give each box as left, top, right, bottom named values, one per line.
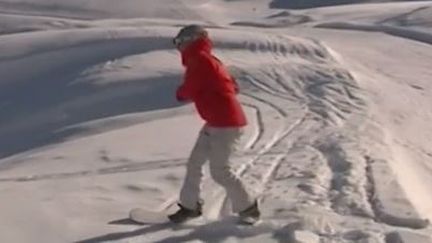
left=172, top=35, right=196, bottom=47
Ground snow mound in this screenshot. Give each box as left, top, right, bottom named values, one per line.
left=316, top=21, right=432, bottom=45
left=0, top=27, right=182, bottom=159
left=231, top=11, right=313, bottom=28
left=270, top=0, right=362, bottom=9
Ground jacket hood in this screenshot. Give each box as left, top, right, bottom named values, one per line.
left=181, top=37, right=213, bottom=66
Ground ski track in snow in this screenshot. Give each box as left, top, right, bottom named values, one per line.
left=197, top=32, right=376, bottom=237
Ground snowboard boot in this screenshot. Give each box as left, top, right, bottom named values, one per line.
left=238, top=200, right=260, bottom=225
left=168, top=202, right=202, bottom=224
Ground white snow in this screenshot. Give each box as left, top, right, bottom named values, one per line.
left=0, top=1, right=432, bottom=242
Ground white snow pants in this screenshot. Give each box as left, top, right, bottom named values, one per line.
left=179, top=125, right=254, bottom=213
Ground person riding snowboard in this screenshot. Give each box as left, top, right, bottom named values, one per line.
left=169, top=25, right=260, bottom=224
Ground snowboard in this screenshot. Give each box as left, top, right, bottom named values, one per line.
left=238, top=216, right=261, bottom=225
left=129, top=208, right=169, bottom=224
left=128, top=208, right=261, bottom=225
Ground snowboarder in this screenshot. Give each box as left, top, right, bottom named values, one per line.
left=169, top=25, right=260, bottom=224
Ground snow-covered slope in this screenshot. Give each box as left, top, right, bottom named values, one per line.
left=0, top=1, right=431, bottom=243
left=270, top=0, right=432, bottom=9
left=0, top=0, right=204, bottom=19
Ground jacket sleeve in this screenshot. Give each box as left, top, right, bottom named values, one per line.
left=176, top=84, right=190, bottom=101
left=176, top=54, right=214, bottom=101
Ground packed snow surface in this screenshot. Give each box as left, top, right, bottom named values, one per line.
left=0, top=1, right=431, bottom=242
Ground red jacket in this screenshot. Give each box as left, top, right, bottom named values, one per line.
left=176, top=37, right=247, bottom=127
